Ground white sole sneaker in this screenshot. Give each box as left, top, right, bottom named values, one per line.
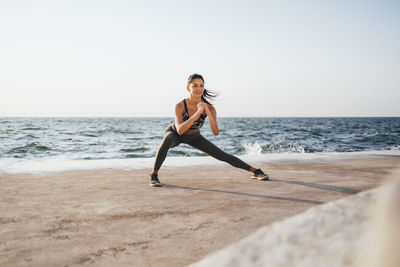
left=250, top=174, right=269, bottom=181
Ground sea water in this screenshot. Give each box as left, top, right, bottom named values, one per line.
left=0, top=117, right=399, bottom=173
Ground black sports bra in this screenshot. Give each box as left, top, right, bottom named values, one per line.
left=182, top=99, right=207, bottom=130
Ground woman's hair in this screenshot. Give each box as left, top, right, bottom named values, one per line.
left=187, top=73, right=219, bottom=105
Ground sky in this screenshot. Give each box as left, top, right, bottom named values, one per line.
left=1, top=0, right=399, bottom=117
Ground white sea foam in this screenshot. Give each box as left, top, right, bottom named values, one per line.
left=0, top=150, right=399, bottom=175
left=243, top=141, right=262, bottom=155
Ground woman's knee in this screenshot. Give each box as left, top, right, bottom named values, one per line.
left=209, top=149, right=230, bottom=162
left=162, top=132, right=179, bottom=147
left=217, top=151, right=241, bottom=164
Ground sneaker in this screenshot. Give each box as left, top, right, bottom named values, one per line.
left=149, top=173, right=162, bottom=187
left=251, top=168, right=269, bottom=181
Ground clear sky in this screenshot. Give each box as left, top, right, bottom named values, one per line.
left=1, top=0, right=399, bottom=117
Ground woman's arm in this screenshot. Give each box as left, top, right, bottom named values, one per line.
left=204, top=104, right=219, bottom=136
left=174, top=102, right=204, bottom=135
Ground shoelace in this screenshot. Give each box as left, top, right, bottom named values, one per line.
left=254, top=169, right=264, bottom=175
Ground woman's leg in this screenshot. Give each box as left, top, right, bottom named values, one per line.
left=187, top=134, right=252, bottom=171
left=153, top=130, right=181, bottom=172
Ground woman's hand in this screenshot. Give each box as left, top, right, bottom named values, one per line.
left=197, top=102, right=212, bottom=115
left=202, top=102, right=213, bottom=116
left=196, top=102, right=206, bottom=114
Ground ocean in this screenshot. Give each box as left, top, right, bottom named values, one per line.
left=1, top=117, right=399, bottom=173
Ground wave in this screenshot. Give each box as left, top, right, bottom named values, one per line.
left=16, top=134, right=39, bottom=140
left=169, top=150, right=189, bottom=157
left=120, top=147, right=150, bottom=153
left=1, top=117, right=399, bottom=162
left=242, top=142, right=317, bottom=154
left=21, top=127, right=43, bottom=131
left=243, top=142, right=262, bottom=155
left=265, top=143, right=305, bottom=153
left=7, top=143, right=51, bottom=155
left=1, top=150, right=399, bottom=174
left=0, top=130, right=15, bottom=134
left=79, top=132, right=99, bottom=137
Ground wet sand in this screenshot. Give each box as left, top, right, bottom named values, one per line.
left=0, top=155, right=399, bottom=266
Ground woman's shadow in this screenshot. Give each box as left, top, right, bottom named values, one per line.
left=268, top=178, right=361, bottom=194
left=162, top=178, right=360, bottom=206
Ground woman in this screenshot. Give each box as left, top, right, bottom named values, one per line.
left=149, top=73, right=269, bottom=187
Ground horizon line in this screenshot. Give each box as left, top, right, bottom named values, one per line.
left=1, top=116, right=399, bottom=118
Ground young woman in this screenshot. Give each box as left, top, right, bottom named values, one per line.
left=149, top=73, right=269, bottom=187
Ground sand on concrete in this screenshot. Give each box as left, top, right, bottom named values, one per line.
left=0, top=155, right=399, bottom=267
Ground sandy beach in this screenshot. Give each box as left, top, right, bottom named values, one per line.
left=1, top=154, right=399, bottom=267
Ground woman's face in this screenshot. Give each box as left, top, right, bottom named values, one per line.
left=187, top=78, right=205, bottom=97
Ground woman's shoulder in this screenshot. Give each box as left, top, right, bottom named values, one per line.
left=175, top=100, right=185, bottom=111
left=207, top=103, right=215, bottom=110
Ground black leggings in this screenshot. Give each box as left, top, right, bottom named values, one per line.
left=153, top=124, right=252, bottom=171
